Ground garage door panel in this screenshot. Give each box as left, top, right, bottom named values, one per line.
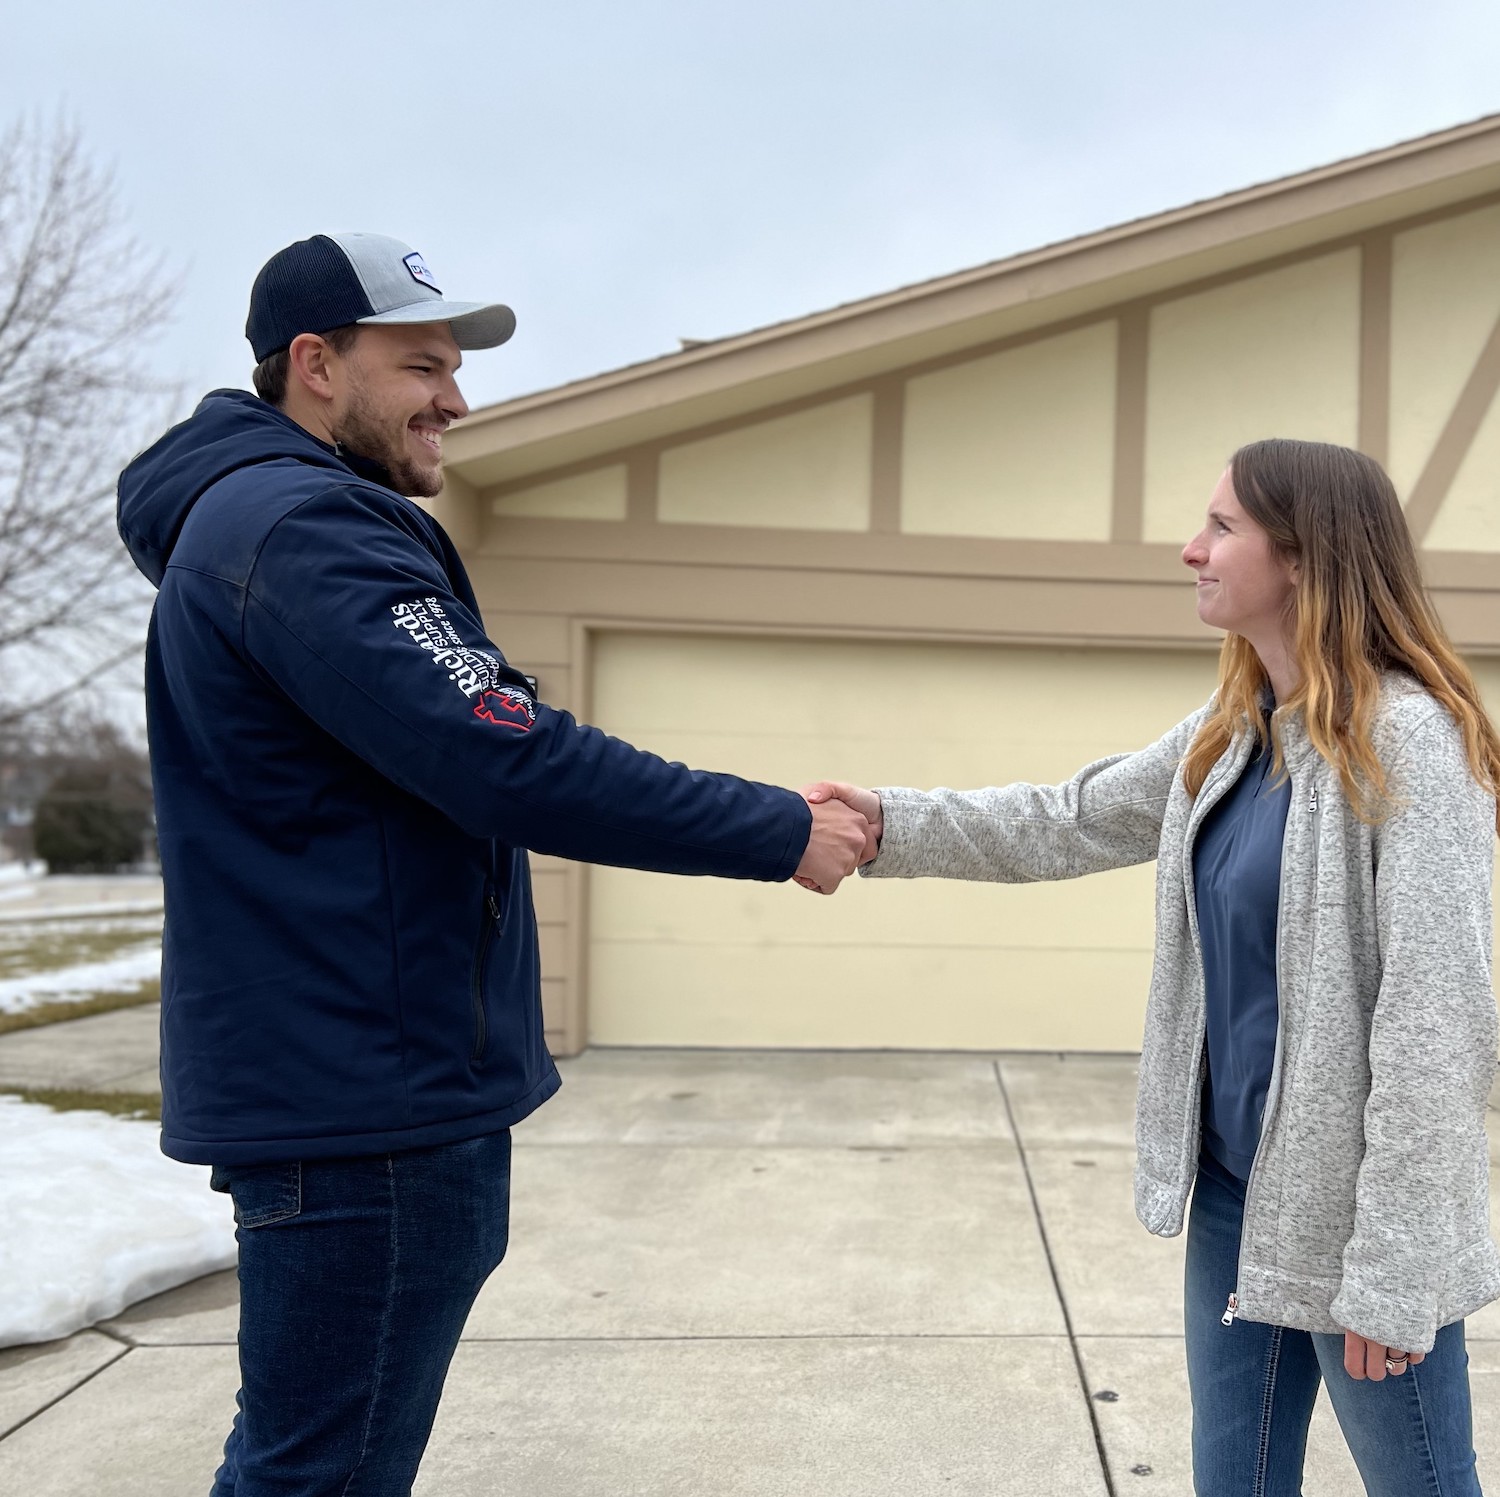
left=610, top=641, right=1213, bottom=786
left=592, top=862, right=1160, bottom=952
left=589, top=942, right=1154, bottom=1051
left=630, top=732, right=1183, bottom=807
left=589, top=632, right=1219, bottom=1050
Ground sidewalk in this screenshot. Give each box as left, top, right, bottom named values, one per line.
left=0, top=872, right=163, bottom=923
left=1, top=1015, right=1497, bottom=1494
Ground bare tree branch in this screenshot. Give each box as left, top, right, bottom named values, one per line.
left=0, top=115, right=176, bottom=730
left=0, top=639, right=146, bottom=730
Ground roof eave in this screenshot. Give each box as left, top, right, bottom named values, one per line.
left=446, top=110, right=1500, bottom=468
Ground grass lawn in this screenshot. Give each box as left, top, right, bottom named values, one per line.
left=0, top=903, right=165, bottom=1116
left=0, top=1085, right=161, bottom=1120
left=0, top=983, right=161, bottom=1037
left=0, top=908, right=162, bottom=1033
left=0, top=914, right=162, bottom=980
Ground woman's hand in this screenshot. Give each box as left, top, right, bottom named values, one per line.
left=1342, top=1330, right=1425, bottom=1380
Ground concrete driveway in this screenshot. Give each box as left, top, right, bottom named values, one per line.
left=2, top=1044, right=1498, bottom=1495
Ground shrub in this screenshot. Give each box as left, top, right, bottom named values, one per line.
left=32, top=769, right=150, bottom=873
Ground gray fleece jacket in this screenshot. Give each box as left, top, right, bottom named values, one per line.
left=864, top=674, right=1500, bottom=1353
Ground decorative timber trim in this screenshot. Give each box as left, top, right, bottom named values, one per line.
left=462, top=194, right=1500, bottom=518
left=1111, top=307, right=1149, bottom=542
left=869, top=378, right=905, bottom=534
left=1358, top=232, right=1393, bottom=465
left=1404, top=305, right=1500, bottom=544
left=625, top=448, right=659, bottom=526
left=457, top=194, right=1500, bottom=572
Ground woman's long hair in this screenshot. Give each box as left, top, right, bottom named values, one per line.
left=1181, top=438, right=1500, bottom=826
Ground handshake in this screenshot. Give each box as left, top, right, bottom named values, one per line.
left=791, top=781, right=882, bottom=895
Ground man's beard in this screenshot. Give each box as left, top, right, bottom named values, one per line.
left=332, top=384, right=442, bottom=498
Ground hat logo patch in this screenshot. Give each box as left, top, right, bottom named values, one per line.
left=403, top=252, right=441, bottom=292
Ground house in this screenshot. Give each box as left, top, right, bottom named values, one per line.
left=433, top=113, right=1500, bottom=1056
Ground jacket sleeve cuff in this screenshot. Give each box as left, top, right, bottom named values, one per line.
left=1332, top=1228, right=1500, bottom=1355
left=857, top=789, right=926, bottom=879
left=770, top=794, right=814, bottom=882
left=1329, top=1276, right=1439, bottom=1356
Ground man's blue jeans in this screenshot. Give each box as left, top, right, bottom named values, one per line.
left=207, top=1130, right=512, bottom=1496
left=1185, top=1150, right=1482, bottom=1496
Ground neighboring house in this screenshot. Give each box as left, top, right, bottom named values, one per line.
left=433, top=113, right=1500, bottom=1058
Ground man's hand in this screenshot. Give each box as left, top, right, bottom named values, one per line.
left=792, top=783, right=883, bottom=894
left=1342, top=1330, right=1424, bottom=1381
left=793, top=796, right=877, bottom=895
left=802, top=782, right=882, bottom=850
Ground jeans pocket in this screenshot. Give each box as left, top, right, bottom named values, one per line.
left=209, top=1161, right=303, bottom=1229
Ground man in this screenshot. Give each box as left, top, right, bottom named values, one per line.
left=116, top=232, right=874, bottom=1496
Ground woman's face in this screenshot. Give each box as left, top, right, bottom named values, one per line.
left=1181, top=468, right=1299, bottom=639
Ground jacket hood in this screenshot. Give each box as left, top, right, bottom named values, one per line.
left=117, top=388, right=369, bottom=586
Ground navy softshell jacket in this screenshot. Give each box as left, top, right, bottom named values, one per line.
left=118, top=389, right=812, bottom=1164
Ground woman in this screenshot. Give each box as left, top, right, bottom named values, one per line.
left=808, top=439, right=1500, bottom=1495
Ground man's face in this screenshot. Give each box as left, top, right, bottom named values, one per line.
left=326, top=323, right=469, bottom=497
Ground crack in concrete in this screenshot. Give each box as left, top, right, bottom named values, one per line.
left=993, top=1059, right=1119, bottom=1497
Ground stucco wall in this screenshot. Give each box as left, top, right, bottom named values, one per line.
left=1142, top=251, right=1362, bottom=544
left=901, top=322, right=1117, bottom=541
left=657, top=396, right=873, bottom=531
left=491, top=465, right=629, bottom=520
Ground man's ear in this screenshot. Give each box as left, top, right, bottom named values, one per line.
left=287, top=333, right=340, bottom=405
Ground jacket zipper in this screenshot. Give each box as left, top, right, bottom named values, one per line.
left=470, top=887, right=502, bottom=1065
left=1226, top=753, right=1319, bottom=1328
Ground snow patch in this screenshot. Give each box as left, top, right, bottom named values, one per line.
left=0, top=945, right=162, bottom=1013
left=0, top=872, right=40, bottom=902
left=0, top=900, right=164, bottom=925
left=0, top=1097, right=235, bottom=1347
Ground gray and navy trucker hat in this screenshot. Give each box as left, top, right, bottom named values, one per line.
left=246, top=232, right=515, bottom=363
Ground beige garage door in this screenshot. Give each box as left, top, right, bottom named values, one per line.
left=587, top=632, right=1223, bottom=1051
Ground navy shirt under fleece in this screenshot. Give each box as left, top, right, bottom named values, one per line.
left=1192, top=721, right=1291, bottom=1181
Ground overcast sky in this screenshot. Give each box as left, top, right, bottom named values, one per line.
left=9, top=0, right=1500, bottom=419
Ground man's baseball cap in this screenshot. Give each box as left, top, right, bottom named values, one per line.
left=246, top=232, right=516, bottom=363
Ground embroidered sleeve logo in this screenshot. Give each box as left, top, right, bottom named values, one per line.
left=391, top=597, right=536, bottom=732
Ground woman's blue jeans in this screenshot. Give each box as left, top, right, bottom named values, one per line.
left=207, top=1130, right=512, bottom=1496
left=1185, top=1151, right=1482, bottom=1496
